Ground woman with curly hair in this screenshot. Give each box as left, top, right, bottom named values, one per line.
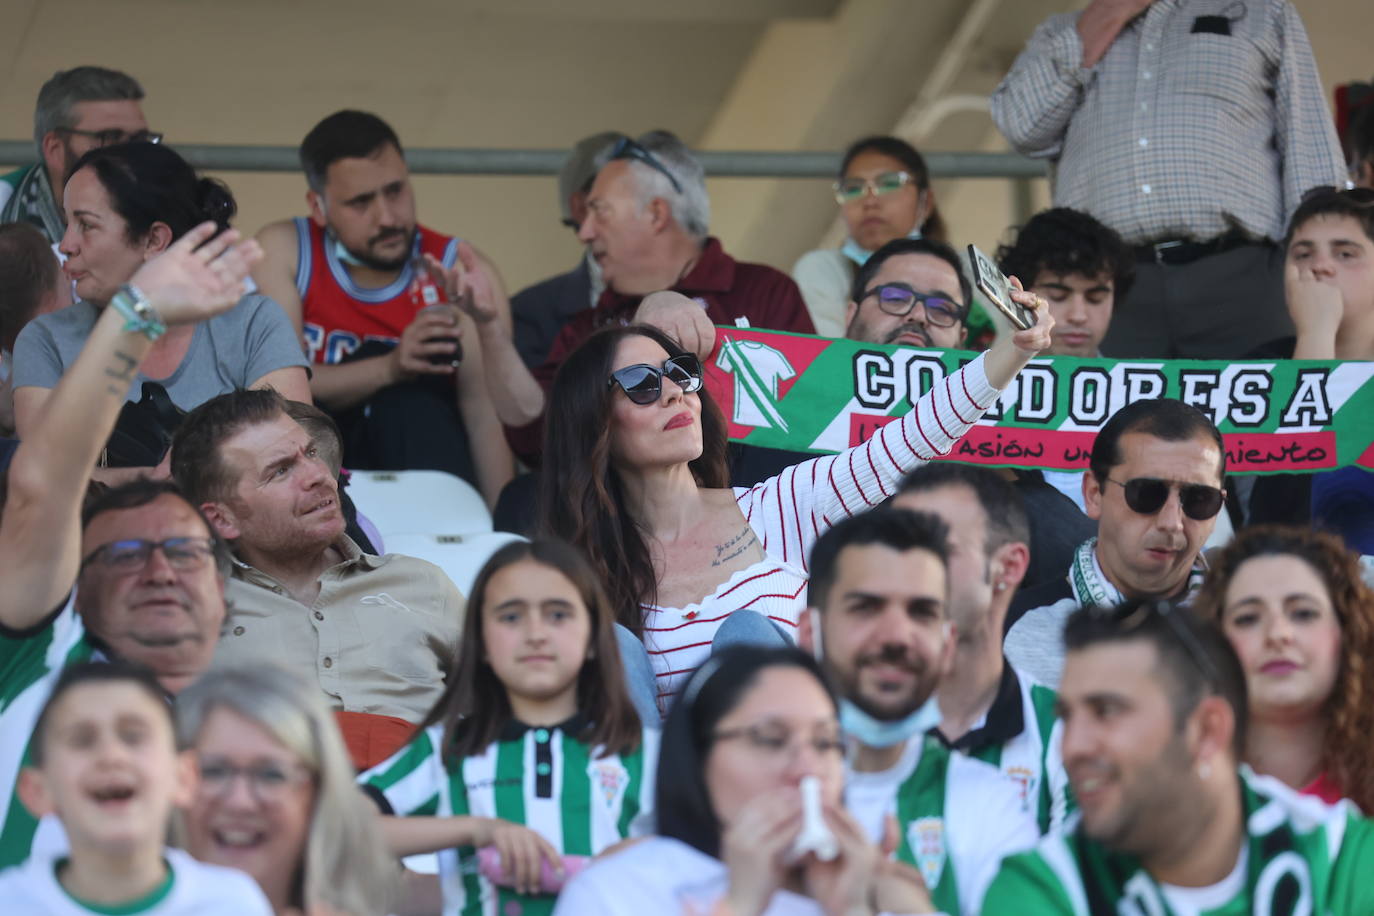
left=1194, top=525, right=1374, bottom=811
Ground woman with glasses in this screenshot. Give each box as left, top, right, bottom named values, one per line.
left=556, top=646, right=935, bottom=915
left=540, top=289, right=1051, bottom=714
left=1194, top=525, right=1374, bottom=813
left=11, top=141, right=310, bottom=475
left=792, top=136, right=947, bottom=338
left=176, top=664, right=395, bottom=916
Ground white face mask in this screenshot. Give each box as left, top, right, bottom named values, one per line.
left=838, top=695, right=942, bottom=749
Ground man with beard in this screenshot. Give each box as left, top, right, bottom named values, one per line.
left=252, top=110, right=512, bottom=505
left=800, top=508, right=1037, bottom=916
left=0, top=66, right=155, bottom=244
left=842, top=238, right=969, bottom=350
left=893, top=464, right=1072, bottom=835
left=1005, top=399, right=1225, bottom=689
left=985, top=598, right=1374, bottom=913
left=170, top=388, right=465, bottom=768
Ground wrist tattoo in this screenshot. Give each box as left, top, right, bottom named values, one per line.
left=103, top=350, right=139, bottom=384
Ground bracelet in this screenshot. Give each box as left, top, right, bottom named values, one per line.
left=110, top=283, right=166, bottom=341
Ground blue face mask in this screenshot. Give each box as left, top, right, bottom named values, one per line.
left=839, top=695, right=942, bottom=749
left=840, top=227, right=924, bottom=267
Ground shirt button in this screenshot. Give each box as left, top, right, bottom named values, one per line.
left=1145, top=43, right=1154, bottom=52
left=536, top=762, right=552, bottom=776
left=232, top=626, right=245, bottom=636
left=535, top=728, right=550, bottom=744
left=1142, top=184, right=1152, bottom=194
left=1138, top=137, right=1148, bottom=148
left=1142, top=71, right=1152, bottom=80
left=1140, top=102, right=1148, bottom=111
left=314, top=611, right=324, bottom=621
left=323, top=657, right=333, bottom=668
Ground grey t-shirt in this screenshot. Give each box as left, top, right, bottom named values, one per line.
left=12, top=293, right=308, bottom=410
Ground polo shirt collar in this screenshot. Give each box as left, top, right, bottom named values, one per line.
left=938, top=660, right=1025, bottom=753
left=498, top=711, right=590, bottom=742
left=230, top=534, right=385, bottom=585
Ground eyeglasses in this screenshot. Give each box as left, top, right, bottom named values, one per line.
left=80, top=537, right=215, bottom=572
left=1300, top=185, right=1374, bottom=206
left=198, top=758, right=313, bottom=804
left=607, top=354, right=703, bottom=405
left=1095, top=599, right=1221, bottom=686
left=833, top=170, right=914, bottom=205
left=55, top=127, right=163, bottom=148
left=712, top=723, right=846, bottom=761
left=862, top=283, right=964, bottom=328
left=609, top=138, right=683, bottom=195
left=1106, top=478, right=1225, bottom=521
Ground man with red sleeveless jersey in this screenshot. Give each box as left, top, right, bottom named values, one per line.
left=252, top=110, right=512, bottom=506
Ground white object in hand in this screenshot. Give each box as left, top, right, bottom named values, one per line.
left=786, top=776, right=838, bottom=863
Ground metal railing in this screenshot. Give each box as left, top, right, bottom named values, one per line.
left=0, top=141, right=1046, bottom=179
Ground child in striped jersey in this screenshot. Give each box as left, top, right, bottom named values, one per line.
left=360, top=540, right=657, bottom=916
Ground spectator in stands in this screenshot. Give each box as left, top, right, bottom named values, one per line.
left=279, top=398, right=379, bottom=554
left=540, top=287, right=1052, bottom=709
left=0, top=66, right=155, bottom=244
left=985, top=599, right=1374, bottom=912
left=253, top=110, right=513, bottom=506
left=1005, top=398, right=1225, bottom=688
left=841, top=237, right=968, bottom=350
left=1194, top=526, right=1374, bottom=813
left=1286, top=187, right=1374, bottom=361
left=11, top=142, right=309, bottom=473
left=177, top=664, right=395, bottom=916
left=555, top=645, right=936, bottom=915
left=892, top=466, right=1071, bottom=835
left=170, top=388, right=465, bottom=769
left=792, top=136, right=946, bottom=338
left=510, top=131, right=626, bottom=368
left=0, top=222, right=263, bottom=867
left=1349, top=104, right=1374, bottom=190
left=801, top=509, right=1036, bottom=914
left=4, top=662, right=272, bottom=914
left=460, top=131, right=816, bottom=464
left=362, top=539, right=653, bottom=913
left=991, top=0, right=1346, bottom=360
left=0, top=222, right=71, bottom=436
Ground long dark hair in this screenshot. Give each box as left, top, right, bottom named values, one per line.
left=839, top=135, right=947, bottom=243
left=418, top=539, right=642, bottom=760
left=538, top=325, right=729, bottom=636
left=657, top=646, right=839, bottom=858
left=70, top=141, right=236, bottom=245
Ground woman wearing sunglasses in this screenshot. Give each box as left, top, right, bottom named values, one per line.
left=792, top=136, right=947, bottom=338
left=540, top=288, right=1052, bottom=714
left=1193, top=525, right=1374, bottom=813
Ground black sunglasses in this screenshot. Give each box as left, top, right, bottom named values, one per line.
left=863, top=283, right=964, bottom=328
left=1107, top=477, right=1224, bottom=521
left=608, top=354, right=703, bottom=405
left=609, top=138, right=683, bottom=195
left=1094, top=598, right=1221, bottom=685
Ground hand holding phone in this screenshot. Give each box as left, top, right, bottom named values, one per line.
left=968, top=244, right=1036, bottom=331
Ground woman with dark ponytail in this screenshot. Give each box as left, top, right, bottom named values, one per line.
left=11, top=141, right=310, bottom=467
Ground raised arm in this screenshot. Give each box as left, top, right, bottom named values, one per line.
left=0, top=224, right=261, bottom=629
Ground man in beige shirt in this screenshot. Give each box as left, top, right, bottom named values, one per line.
left=170, top=388, right=465, bottom=768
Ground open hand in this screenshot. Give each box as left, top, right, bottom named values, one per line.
left=634, top=290, right=716, bottom=359
left=128, top=222, right=262, bottom=323
left=422, top=242, right=501, bottom=325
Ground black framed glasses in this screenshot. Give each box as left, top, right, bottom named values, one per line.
left=80, top=537, right=215, bottom=572
left=833, top=170, right=914, bottom=205
left=55, top=127, right=163, bottom=148
left=1106, top=477, right=1225, bottom=521
left=609, top=138, right=683, bottom=195
left=1095, top=599, right=1221, bottom=685
left=862, top=283, right=964, bottom=328
left=607, top=354, right=703, bottom=405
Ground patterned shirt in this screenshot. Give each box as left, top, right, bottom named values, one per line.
left=989, top=0, right=1346, bottom=245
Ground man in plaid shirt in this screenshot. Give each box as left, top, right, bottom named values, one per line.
left=991, top=0, right=1346, bottom=360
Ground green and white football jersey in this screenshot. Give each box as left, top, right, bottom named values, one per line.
left=361, top=719, right=659, bottom=916
left=847, top=733, right=1039, bottom=916
left=0, top=597, right=93, bottom=868
left=983, top=768, right=1374, bottom=915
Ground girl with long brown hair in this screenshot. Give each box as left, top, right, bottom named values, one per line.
left=359, top=539, right=655, bottom=912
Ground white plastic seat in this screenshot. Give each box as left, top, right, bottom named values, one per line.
left=381, top=532, right=527, bottom=596
left=344, top=470, right=492, bottom=541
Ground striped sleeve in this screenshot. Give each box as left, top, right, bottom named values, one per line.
left=357, top=724, right=445, bottom=817
left=735, top=353, right=1000, bottom=570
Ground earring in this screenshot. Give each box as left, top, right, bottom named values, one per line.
left=1198, top=762, right=1211, bottom=780
left=994, top=582, right=1007, bottom=593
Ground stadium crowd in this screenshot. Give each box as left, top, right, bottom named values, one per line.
left=3, top=0, right=1374, bottom=913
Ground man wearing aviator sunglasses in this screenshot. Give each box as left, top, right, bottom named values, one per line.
left=842, top=238, right=971, bottom=350
left=1, top=66, right=154, bottom=244
left=1006, top=398, right=1226, bottom=689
